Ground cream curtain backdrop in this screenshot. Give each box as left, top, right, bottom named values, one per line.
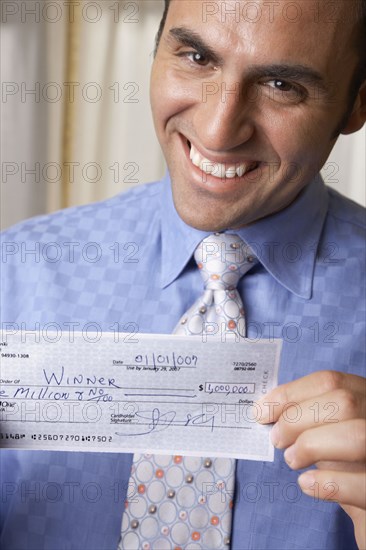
left=1, top=0, right=365, bottom=230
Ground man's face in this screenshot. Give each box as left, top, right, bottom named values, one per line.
left=150, top=0, right=361, bottom=230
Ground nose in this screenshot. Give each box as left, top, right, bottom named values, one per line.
left=193, top=80, right=255, bottom=152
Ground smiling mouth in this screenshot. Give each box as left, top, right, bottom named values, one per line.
left=187, top=140, right=258, bottom=179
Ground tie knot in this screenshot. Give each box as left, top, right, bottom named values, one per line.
left=194, top=233, right=256, bottom=290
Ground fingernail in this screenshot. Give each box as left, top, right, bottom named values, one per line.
left=270, top=423, right=280, bottom=447
left=284, top=444, right=295, bottom=465
left=257, top=392, right=273, bottom=406
left=298, top=471, right=315, bottom=489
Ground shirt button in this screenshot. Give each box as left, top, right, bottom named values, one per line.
left=131, top=519, right=139, bottom=529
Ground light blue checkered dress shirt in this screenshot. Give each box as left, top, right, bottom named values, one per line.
left=1, top=171, right=365, bottom=549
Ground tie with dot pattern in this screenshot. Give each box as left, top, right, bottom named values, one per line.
left=119, top=233, right=257, bottom=550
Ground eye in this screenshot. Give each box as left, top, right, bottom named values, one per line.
left=183, top=51, right=210, bottom=66
left=262, top=79, right=306, bottom=103
left=268, top=80, right=295, bottom=92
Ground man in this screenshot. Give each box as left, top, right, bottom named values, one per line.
left=1, top=1, right=365, bottom=549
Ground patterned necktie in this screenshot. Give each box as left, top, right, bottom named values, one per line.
left=119, top=233, right=256, bottom=550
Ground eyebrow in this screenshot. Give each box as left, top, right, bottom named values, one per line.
left=167, top=26, right=329, bottom=94
left=168, top=27, right=223, bottom=65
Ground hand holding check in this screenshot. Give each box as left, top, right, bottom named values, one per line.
left=257, top=371, right=366, bottom=549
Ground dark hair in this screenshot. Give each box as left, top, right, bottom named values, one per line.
left=155, top=0, right=366, bottom=110
left=154, top=0, right=170, bottom=55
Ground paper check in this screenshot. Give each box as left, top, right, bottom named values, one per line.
left=0, top=332, right=281, bottom=460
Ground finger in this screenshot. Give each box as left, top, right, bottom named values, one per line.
left=283, top=419, right=366, bottom=469
left=340, top=505, right=366, bottom=550
left=257, top=371, right=366, bottom=424
left=341, top=504, right=365, bottom=521
left=298, top=469, right=366, bottom=509
left=316, top=461, right=366, bottom=473
left=270, top=390, right=365, bottom=448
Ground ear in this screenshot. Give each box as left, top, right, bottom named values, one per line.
left=341, top=80, right=366, bottom=135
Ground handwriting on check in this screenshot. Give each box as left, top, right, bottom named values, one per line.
left=114, top=407, right=216, bottom=436
left=113, top=351, right=198, bottom=371
left=1, top=363, right=255, bottom=405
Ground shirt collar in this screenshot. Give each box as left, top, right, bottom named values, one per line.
left=160, top=171, right=328, bottom=299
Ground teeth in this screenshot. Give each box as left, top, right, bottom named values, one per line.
left=212, top=163, right=226, bottom=179
left=236, top=165, right=245, bottom=177
left=225, top=167, right=237, bottom=179
left=201, top=160, right=214, bottom=174
left=188, top=143, right=255, bottom=179
left=193, top=151, right=201, bottom=165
